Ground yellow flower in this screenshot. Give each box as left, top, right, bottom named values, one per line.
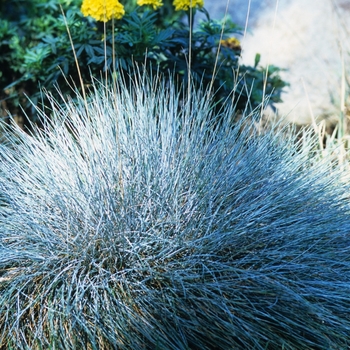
left=137, top=0, right=163, bottom=10
left=173, top=0, right=204, bottom=11
left=81, top=0, right=125, bottom=22
left=220, top=37, right=241, bottom=51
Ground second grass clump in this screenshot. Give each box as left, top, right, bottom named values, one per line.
left=0, top=71, right=350, bottom=349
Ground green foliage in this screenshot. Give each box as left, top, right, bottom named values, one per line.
left=0, top=0, right=85, bottom=118
left=0, top=0, right=287, bottom=124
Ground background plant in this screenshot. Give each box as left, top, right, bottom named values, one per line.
left=0, top=0, right=287, bottom=127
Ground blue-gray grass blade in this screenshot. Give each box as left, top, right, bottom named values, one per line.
left=0, top=72, right=350, bottom=349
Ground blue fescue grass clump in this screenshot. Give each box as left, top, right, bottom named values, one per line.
left=0, top=72, right=350, bottom=350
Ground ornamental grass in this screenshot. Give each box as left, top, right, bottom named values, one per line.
left=0, top=70, right=350, bottom=349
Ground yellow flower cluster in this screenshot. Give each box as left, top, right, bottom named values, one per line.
left=137, top=0, right=163, bottom=10
left=81, top=0, right=125, bottom=22
left=81, top=0, right=205, bottom=22
left=173, top=0, right=204, bottom=11
left=220, top=37, right=241, bottom=51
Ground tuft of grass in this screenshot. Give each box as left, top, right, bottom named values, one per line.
left=0, top=70, right=350, bottom=349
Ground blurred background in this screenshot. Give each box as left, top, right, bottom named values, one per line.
left=204, top=0, right=350, bottom=125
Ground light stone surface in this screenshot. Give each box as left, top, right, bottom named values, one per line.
left=202, top=0, right=350, bottom=124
